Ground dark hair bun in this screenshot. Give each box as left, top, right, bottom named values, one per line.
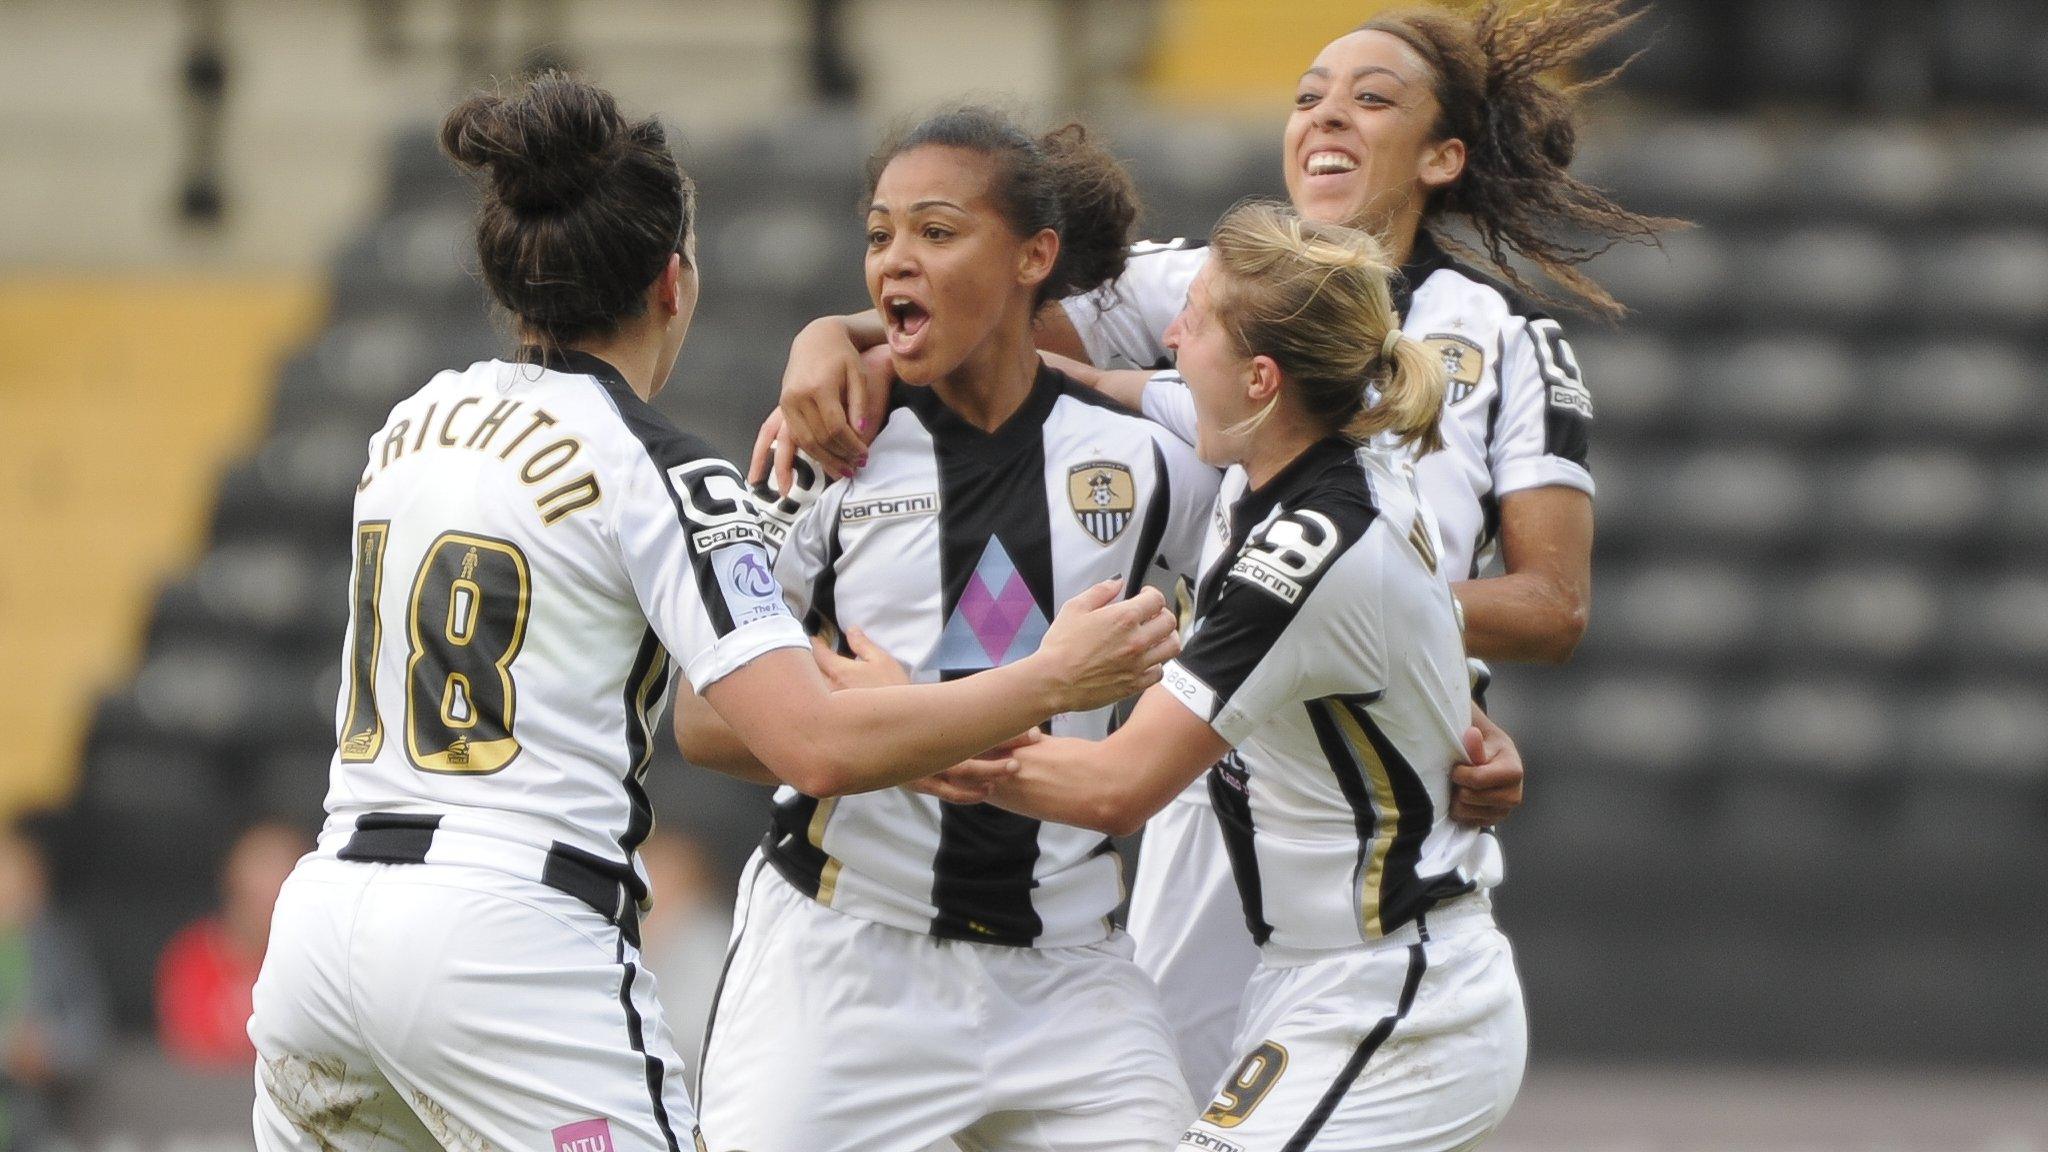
left=442, top=72, right=628, bottom=215
left=440, top=71, right=692, bottom=344
left=1037, top=123, right=1140, bottom=302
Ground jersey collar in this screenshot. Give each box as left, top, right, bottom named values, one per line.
left=1392, top=230, right=1457, bottom=317
left=520, top=346, right=634, bottom=394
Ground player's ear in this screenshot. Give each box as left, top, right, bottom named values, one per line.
left=654, top=252, right=685, bottom=317
left=1017, top=227, right=1059, bottom=291
left=1419, top=135, right=1465, bottom=193
left=1247, top=354, right=1284, bottom=405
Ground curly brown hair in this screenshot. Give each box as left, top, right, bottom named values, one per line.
left=1363, top=0, right=1685, bottom=318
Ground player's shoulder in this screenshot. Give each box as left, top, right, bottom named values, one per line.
left=1406, top=232, right=1552, bottom=330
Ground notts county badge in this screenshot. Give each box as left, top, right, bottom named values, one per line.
left=1068, top=461, right=1136, bottom=545
left=1423, top=333, right=1486, bottom=405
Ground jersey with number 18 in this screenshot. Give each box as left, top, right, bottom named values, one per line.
left=313, top=349, right=808, bottom=886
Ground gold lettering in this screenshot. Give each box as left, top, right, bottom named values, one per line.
left=466, top=400, right=522, bottom=450
left=381, top=420, right=411, bottom=467
left=520, top=438, right=580, bottom=485
left=536, top=473, right=602, bottom=525
left=439, top=396, right=478, bottom=446
left=412, top=404, right=437, bottom=452
left=497, top=410, right=556, bottom=460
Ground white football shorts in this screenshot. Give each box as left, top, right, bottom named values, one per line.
left=250, top=855, right=699, bottom=1152
left=696, top=854, right=1195, bottom=1152
left=1181, top=895, right=1526, bottom=1152
left=1127, top=793, right=1264, bottom=1099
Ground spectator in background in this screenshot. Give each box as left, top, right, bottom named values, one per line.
left=634, top=829, right=733, bottom=1081
left=0, top=821, right=107, bottom=1152
left=156, top=822, right=306, bottom=1069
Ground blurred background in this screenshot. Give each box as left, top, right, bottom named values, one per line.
left=2, top=0, right=2044, bottom=1149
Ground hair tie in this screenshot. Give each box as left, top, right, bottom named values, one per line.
left=1380, top=329, right=1402, bottom=364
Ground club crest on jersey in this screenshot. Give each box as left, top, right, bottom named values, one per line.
left=1423, top=333, right=1485, bottom=405
left=1067, top=461, right=1136, bottom=545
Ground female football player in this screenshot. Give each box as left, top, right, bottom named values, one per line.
left=681, top=106, right=1226, bottom=1152
left=759, top=0, right=1675, bottom=1093
left=991, top=199, right=1524, bottom=1151
left=246, top=74, right=1177, bottom=1152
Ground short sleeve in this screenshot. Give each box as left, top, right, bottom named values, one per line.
left=1163, top=505, right=1383, bottom=746
left=1140, top=371, right=1200, bottom=448
left=1060, top=242, right=1207, bottom=369
left=769, top=477, right=846, bottom=628
left=613, top=452, right=807, bottom=692
left=1491, top=314, right=1595, bottom=498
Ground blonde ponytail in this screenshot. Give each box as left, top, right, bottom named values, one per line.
left=1207, top=200, right=1446, bottom=455
left=1346, top=330, right=1446, bottom=454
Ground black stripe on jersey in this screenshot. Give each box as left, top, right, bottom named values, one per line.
left=614, top=935, right=683, bottom=1152
left=895, top=368, right=1071, bottom=947
left=1122, top=440, right=1173, bottom=598
left=1390, top=231, right=1458, bottom=319
left=557, top=347, right=753, bottom=639
left=762, top=508, right=850, bottom=896
left=1527, top=316, right=1592, bottom=468
left=1209, top=752, right=1273, bottom=947
left=1178, top=439, right=1377, bottom=712
left=1278, top=943, right=1427, bottom=1152
left=618, top=628, right=668, bottom=868
left=1304, top=693, right=1384, bottom=937
left=1314, top=695, right=1453, bottom=938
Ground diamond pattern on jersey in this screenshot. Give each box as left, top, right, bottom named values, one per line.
left=930, top=537, right=1049, bottom=670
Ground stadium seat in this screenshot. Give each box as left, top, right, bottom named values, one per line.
left=1660, top=449, right=1816, bottom=547
left=1905, top=683, right=2048, bottom=778
left=1786, top=566, right=1942, bottom=664
left=1745, top=228, right=1908, bottom=325
left=1745, top=679, right=1895, bottom=776
left=1865, top=339, right=2037, bottom=445
left=1827, top=451, right=1993, bottom=544
left=1959, top=575, right=2048, bottom=665
left=1917, top=230, right=2048, bottom=329
left=1694, top=334, right=1857, bottom=439
left=1595, top=564, right=1764, bottom=662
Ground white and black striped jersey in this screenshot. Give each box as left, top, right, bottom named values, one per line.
left=750, top=364, right=1220, bottom=948
left=1063, top=231, right=1596, bottom=583
left=1160, top=438, right=1500, bottom=954
left=315, top=349, right=808, bottom=894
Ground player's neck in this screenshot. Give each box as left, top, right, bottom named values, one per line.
left=933, top=321, right=1040, bottom=432
left=567, top=330, right=664, bottom=401
left=1242, top=414, right=1323, bottom=492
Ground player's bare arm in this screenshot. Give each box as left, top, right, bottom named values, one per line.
left=675, top=627, right=1027, bottom=805
left=990, top=688, right=1230, bottom=837
left=750, top=313, right=891, bottom=491
left=682, top=580, right=1179, bottom=798
left=993, top=690, right=1525, bottom=837
left=1452, top=486, right=1593, bottom=664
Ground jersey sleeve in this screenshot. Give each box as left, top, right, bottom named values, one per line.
left=1148, top=422, right=1221, bottom=581
left=1139, top=371, right=1200, bottom=447
left=613, top=450, right=808, bottom=693
left=1059, top=241, right=1207, bottom=369
left=1490, top=313, right=1595, bottom=498
left=1163, top=502, right=1385, bottom=746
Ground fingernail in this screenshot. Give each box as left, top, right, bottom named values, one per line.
left=857, top=418, right=870, bottom=432
left=856, top=455, right=868, bottom=467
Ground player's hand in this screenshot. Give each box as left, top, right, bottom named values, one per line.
left=906, top=731, right=1042, bottom=805
left=811, top=626, right=910, bottom=691
left=1450, top=707, right=1523, bottom=827
left=773, top=317, right=887, bottom=484
left=1036, top=581, right=1180, bottom=714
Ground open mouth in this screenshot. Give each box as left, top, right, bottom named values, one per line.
left=1304, top=148, right=1361, bottom=177
left=882, top=294, right=932, bottom=357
